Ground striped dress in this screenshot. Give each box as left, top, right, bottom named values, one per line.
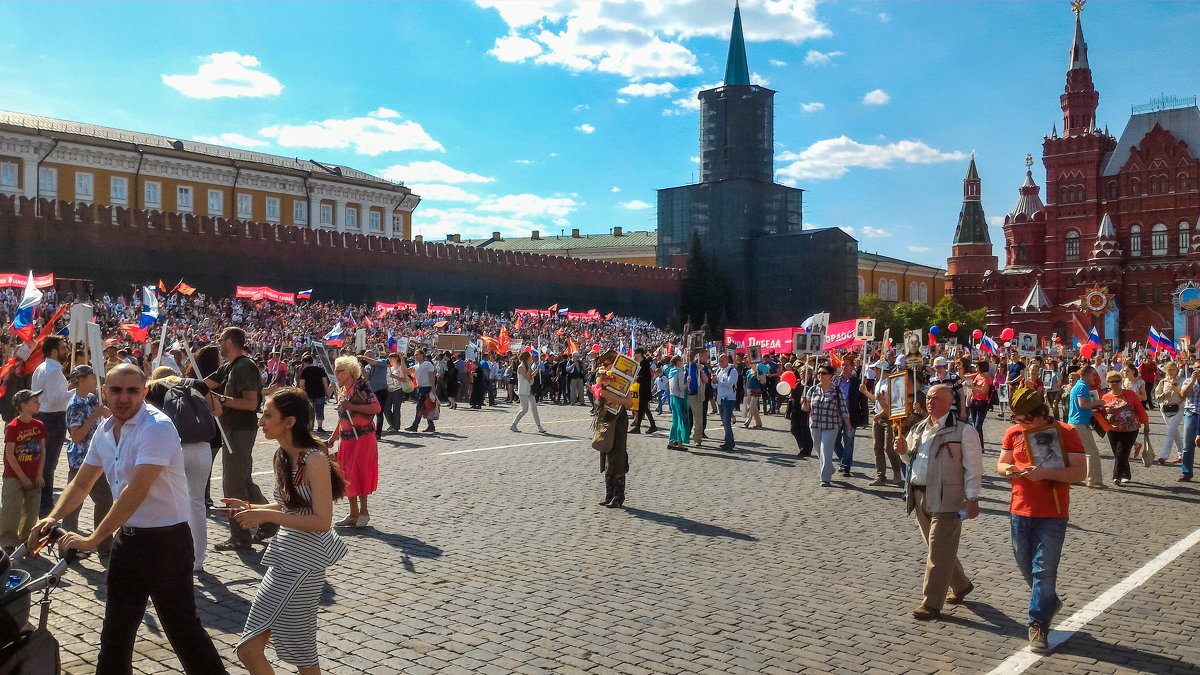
left=237, top=448, right=348, bottom=667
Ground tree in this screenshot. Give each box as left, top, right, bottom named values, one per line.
left=931, top=295, right=985, bottom=341
left=680, top=231, right=727, bottom=337
left=891, top=301, right=937, bottom=336
left=858, top=294, right=892, bottom=340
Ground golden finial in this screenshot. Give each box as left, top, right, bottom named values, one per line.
left=1025, top=153, right=1034, bottom=169
left=1071, top=0, right=1085, bottom=19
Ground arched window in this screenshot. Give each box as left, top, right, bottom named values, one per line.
left=1181, top=221, right=1191, bottom=254
left=888, top=279, right=898, bottom=302
left=878, top=278, right=888, bottom=298
left=1017, top=246, right=1029, bottom=264
left=1130, top=225, right=1142, bottom=257
left=1109, top=181, right=1118, bottom=199
left=1059, top=186, right=1068, bottom=203
left=919, top=283, right=929, bottom=304
left=1129, top=178, right=1140, bottom=196
left=1179, top=173, right=1190, bottom=192
left=858, top=275, right=865, bottom=297
left=1065, top=230, right=1080, bottom=261
left=909, top=281, right=918, bottom=301
left=1152, top=223, right=1168, bottom=256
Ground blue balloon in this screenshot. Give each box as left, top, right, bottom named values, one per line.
left=929, top=325, right=940, bottom=335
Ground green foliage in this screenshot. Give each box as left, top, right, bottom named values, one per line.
left=681, top=231, right=728, bottom=337
left=857, top=294, right=892, bottom=340
left=891, top=302, right=937, bottom=336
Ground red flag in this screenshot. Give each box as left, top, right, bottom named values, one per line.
left=548, top=303, right=558, bottom=312
left=176, top=282, right=196, bottom=296
left=120, top=323, right=150, bottom=343
left=604, top=312, right=614, bottom=321
left=567, top=339, right=579, bottom=355
left=1071, top=313, right=1089, bottom=346
left=928, top=332, right=937, bottom=347
left=158, top=279, right=166, bottom=293
left=514, top=316, right=521, bottom=331
left=498, top=325, right=510, bottom=354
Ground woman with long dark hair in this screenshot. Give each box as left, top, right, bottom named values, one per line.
left=234, top=387, right=348, bottom=675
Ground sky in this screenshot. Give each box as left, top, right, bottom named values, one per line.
left=1, top=1, right=1198, bottom=269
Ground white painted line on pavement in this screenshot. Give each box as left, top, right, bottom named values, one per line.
left=986, top=523, right=1200, bottom=674
left=211, top=469, right=274, bottom=481
left=440, top=439, right=578, bottom=456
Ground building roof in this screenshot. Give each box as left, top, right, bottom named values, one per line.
left=1018, top=281, right=1052, bottom=312
left=723, top=2, right=751, bottom=86
left=953, top=159, right=991, bottom=246
left=463, top=230, right=659, bottom=252
left=1102, top=104, right=1200, bottom=176
left=965, top=156, right=979, bottom=181
left=1069, top=12, right=1089, bottom=71
left=858, top=251, right=945, bottom=273
left=1007, top=159, right=1045, bottom=222
left=0, top=109, right=404, bottom=190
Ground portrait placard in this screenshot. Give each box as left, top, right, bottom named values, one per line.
left=792, top=332, right=809, bottom=355
left=747, top=345, right=763, bottom=362
left=887, top=371, right=910, bottom=420
left=1018, top=333, right=1037, bottom=357
left=854, top=319, right=875, bottom=342
left=1022, top=423, right=1069, bottom=470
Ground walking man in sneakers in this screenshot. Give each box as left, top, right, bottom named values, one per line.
left=998, top=387, right=1087, bottom=653
left=894, top=384, right=982, bottom=621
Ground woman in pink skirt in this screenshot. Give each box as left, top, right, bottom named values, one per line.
left=328, top=355, right=381, bottom=528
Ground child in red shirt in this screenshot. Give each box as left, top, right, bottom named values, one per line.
left=2, top=389, right=47, bottom=550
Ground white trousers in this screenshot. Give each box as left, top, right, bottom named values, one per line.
left=182, top=441, right=214, bottom=570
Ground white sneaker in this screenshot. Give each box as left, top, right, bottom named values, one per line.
left=538, top=427, right=548, bottom=433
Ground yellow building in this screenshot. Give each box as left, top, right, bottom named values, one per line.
left=0, top=110, right=419, bottom=237
left=857, top=252, right=946, bottom=305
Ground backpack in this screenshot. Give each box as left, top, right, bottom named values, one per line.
left=163, top=384, right=220, bottom=443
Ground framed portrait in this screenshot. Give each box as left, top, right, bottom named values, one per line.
left=1022, top=423, right=1068, bottom=470
left=998, top=382, right=1010, bottom=403
left=887, top=371, right=910, bottom=420
left=1103, top=338, right=1114, bottom=353
left=748, top=345, right=762, bottom=362
left=854, top=319, right=875, bottom=342
left=792, top=332, right=808, bottom=355
left=903, top=330, right=922, bottom=356
left=687, top=330, right=706, bottom=350
left=1041, top=368, right=1055, bottom=388
left=808, top=333, right=824, bottom=352
left=1018, top=332, right=1037, bottom=357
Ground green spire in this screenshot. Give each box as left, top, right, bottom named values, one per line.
left=965, top=154, right=979, bottom=180
left=724, top=1, right=750, bottom=86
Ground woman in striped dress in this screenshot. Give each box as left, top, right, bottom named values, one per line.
left=234, top=388, right=348, bottom=674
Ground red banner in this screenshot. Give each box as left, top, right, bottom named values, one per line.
left=0, top=273, right=54, bottom=289
left=514, top=308, right=551, bottom=317
left=375, top=301, right=417, bottom=314
left=724, top=327, right=803, bottom=353
left=426, top=304, right=460, bottom=315
left=235, top=286, right=295, bottom=305
left=821, top=319, right=864, bottom=350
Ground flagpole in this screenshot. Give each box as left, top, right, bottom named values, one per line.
left=181, top=338, right=233, bottom=454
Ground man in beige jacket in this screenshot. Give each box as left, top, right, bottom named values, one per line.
left=895, top=384, right=984, bottom=620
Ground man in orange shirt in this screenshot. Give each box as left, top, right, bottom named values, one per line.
left=997, top=388, right=1087, bottom=654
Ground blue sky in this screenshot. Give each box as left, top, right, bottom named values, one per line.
left=1, top=1, right=1198, bottom=269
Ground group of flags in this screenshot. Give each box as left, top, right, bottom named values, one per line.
left=156, top=279, right=197, bottom=297
left=1148, top=326, right=1178, bottom=357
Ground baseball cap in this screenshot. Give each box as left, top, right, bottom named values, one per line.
left=871, top=360, right=893, bottom=372
left=13, top=389, right=42, bottom=406
left=933, top=357, right=948, bottom=367
left=68, top=365, right=95, bottom=382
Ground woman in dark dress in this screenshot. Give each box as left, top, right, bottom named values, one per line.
left=789, top=365, right=813, bottom=457
left=443, top=353, right=459, bottom=410
left=469, top=359, right=486, bottom=409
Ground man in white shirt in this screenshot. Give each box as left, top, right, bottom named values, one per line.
left=30, top=364, right=227, bottom=674
left=147, top=340, right=181, bottom=375
left=715, top=354, right=739, bottom=450
left=31, top=335, right=74, bottom=517
left=894, top=384, right=984, bottom=621
left=406, top=349, right=437, bottom=433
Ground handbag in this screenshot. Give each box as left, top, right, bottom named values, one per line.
left=1161, top=403, right=1180, bottom=414
left=592, top=412, right=619, bottom=453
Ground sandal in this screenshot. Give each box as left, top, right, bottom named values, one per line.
left=214, top=539, right=252, bottom=552
left=334, top=516, right=357, bottom=527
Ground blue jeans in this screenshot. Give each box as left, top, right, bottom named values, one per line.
left=410, top=386, right=431, bottom=428
left=1182, top=410, right=1198, bottom=479
left=1010, top=515, right=1068, bottom=628
left=969, top=400, right=989, bottom=443
left=36, top=411, right=67, bottom=518
left=811, top=425, right=840, bottom=482
left=719, top=398, right=735, bottom=446
left=835, top=425, right=856, bottom=471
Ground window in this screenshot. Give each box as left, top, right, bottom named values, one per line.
left=293, top=200, right=307, bottom=224
left=144, top=180, right=161, bottom=207
left=1065, top=231, right=1080, bottom=261
left=74, top=172, right=93, bottom=200
left=1108, top=181, right=1118, bottom=200
left=237, top=194, right=252, bottom=219
left=392, top=212, right=403, bottom=235
left=38, top=167, right=57, bottom=195
left=1, top=163, right=18, bottom=188
left=1152, top=223, right=1168, bottom=256
left=1017, top=246, right=1029, bottom=264
left=1153, top=284, right=1164, bottom=303
left=1180, top=173, right=1190, bottom=192
left=110, top=176, right=128, bottom=204
left=1129, top=225, right=1141, bottom=257
left=1129, top=178, right=1140, bottom=196
left=878, top=279, right=888, bottom=298
left=176, top=185, right=193, bottom=212
left=909, top=282, right=918, bottom=302
left=207, top=189, right=223, bottom=216
left=857, top=275, right=865, bottom=297
left=1181, top=222, right=1191, bottom=254
left=369, top=210, right=381, bottom=231
left=320, top=203, right=332, bottom=226
left=266, top=197, right=280, bottom=222
left=919, top=283, right=928, bottom=304
left=888, top=279, right=898, bottom=302
left=1137, top=284, right=1148, bottom=304
left=346, top=206, right=358, bottom=229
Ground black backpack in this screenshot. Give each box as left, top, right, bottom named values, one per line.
left=162, top=384, right=219, bottom=444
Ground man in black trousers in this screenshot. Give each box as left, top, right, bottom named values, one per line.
left=629, top=348, right=658, bottom=434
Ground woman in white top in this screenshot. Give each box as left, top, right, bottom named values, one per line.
left=1154, top=361, right=1185, bottom=463
left=510, top=352, right=547, bottom=433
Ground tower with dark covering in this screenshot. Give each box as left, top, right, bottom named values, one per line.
left=945, top=156, right=998, bottom=309
left=657, top=2, right=857, bottom=327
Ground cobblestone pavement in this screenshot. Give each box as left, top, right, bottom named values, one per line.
left=24, top=398, right=1200, bottom=674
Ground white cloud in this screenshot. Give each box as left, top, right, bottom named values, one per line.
left=415, top=207, right=542, bottom=241
left=618, top=82, right=678, bottom=97
left=775, top=136, right=968, bottom=182
left=478, top=193, right=580, bottom=218
left=862, top=89, right=890, bottom=105
left=192, top=133, right=268, bottom=148
left=988, top=216, right=1005, bottom=227
left=515, top=159, right=536, bottom=165
left=616, top=97, right=629, bottom=104
left=750, top=72, right=770, bottom=86
left=861, top=226, right=891, bottom=238
left=803, top=49, right=844, bottom=66
left=800, top=102, right=825, bottom=113
left=575, top=123, right=595, bottom=134
left=620, top=199, right=653, bottom=210
left=378, top=160, right=494, bottom=184
left=259, top=111, right=442, bottom=156
left=478, top=0, right=829, bottom=81
left=162, top=52, right=283, bottom=99
left=769, top=58, right=788, bottom=67
left=409, top=184, right=481, bottom=203
left=611, top=186, right=621, bottom=192
left=372, top=107, right=400, bottom=119
left=879, top=12, right=890, bottom=22
left=573, top=103, right=591, bottom=112
left=666, top=73, right=770, bottom=114
left=489, top=34, right=544, bottom=62
left=908, top=245, right=932, bottom=253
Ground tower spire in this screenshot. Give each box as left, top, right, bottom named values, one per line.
left=724, top=1, right=751, bottom=86
left=953, top=156, right=990, bottom=245
left=1060, top=0, right=1098, bottom=136
left=1069, top=1, right=1089, bottom=70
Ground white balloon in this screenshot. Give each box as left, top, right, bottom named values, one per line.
left=776, top=381, right=792, bottom=396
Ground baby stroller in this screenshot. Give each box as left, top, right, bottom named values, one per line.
left=0, top=529, right=77, bottom=674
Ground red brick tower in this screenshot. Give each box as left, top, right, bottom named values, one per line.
left=946, top=155, right=997, bottom=308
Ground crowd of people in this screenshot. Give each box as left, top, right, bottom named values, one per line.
left=3, top=289, right=1197, bottom=668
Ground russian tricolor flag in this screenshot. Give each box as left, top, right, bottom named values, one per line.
left=297, top=289, right=312, bottom=300
left=979, top=334, right=999, bottom=355
left=1149, top=326, right=1177, bottom=357
left=139, top=285, right=159, bottom=330
left=387, top=332, right=397, bottom=353
left=1088, top=327, right=1102, bottom=348
left=325, top=322, right=344, bottom=347
left=9, top=271, right=43, bottom=342
left=557, top=307, right=569, bottom=315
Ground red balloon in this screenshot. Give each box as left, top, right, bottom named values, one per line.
left=591, top=343, right=600, bottom=353
left=972, top=329, right=983, bottom=339
left=781, top=371, right=798, bottom=387
left=1080, top=343, right=1095, bottom=358
left=1000, top=327, right=1015, bottom=341
left=948, top=323, right=958, bottom=333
